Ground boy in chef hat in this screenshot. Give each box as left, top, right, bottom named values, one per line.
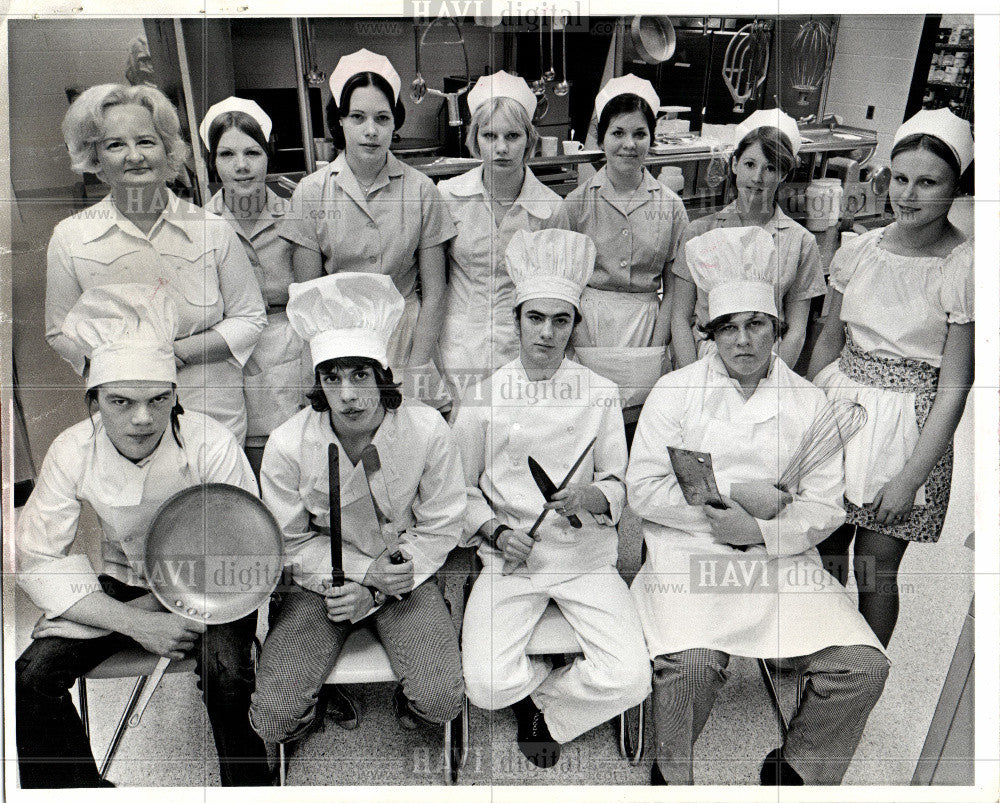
left=15, top=284, right=271, bottom=787
left=627, top=227, right=888, bottom=786
left=453, top=229, right=650, bottom=770
left=251, top=272, right=466, bottom=745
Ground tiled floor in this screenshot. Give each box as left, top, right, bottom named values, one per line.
left=4, top=194, right=978, bottom=791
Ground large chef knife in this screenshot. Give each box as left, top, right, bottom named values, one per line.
left=502, top=437, right=598, bottom=575
left=528, top=456, right=582, bottom=529
left=359, top=444, right=406, bottom=565
left=328, top=444, right=345, bottom=587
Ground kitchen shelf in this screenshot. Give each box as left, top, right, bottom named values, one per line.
left=934, top=43, right=974, bottom=51
left=926, top=81, right=970, bottom=90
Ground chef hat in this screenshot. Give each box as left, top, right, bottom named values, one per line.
left=286, top=273, right=404, bottom=370
left=593, top=74, right=660, bottom=122
left=734, top=108, right=803, bottom=157
left=505, top=229, right=596, bottom=312
left=467, top=70, right=537, bottom=118
left=329, top=48, right=402, bottom=107
left=61, top=283, right=179, bottom=390
left=199, top=97, right=273, bottom=147
left=892, top=108, right=974, bottom=173
left=684, top=227, right=778, bottom=321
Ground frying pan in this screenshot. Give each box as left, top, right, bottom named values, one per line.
left=128, top=483, right=285, bottom=727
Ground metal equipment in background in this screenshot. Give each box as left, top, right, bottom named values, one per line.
left=722, top=20, right=771, bottom=112
left=790, top=20, right=834, bottom=105
left=554, top=15, right=570, bottom=97
left=410, top=17, right=472, bottom=129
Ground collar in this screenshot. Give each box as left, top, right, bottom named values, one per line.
left=513, top=355, right=571, bottom=383
left=715, top=201, right=794, bottom=232
left=311, top=405, right=402, bottom=488
left=326, top=151, right=404, bottom=210
left=590, top=166, right=660, bottom=214
left=81, top=189, right=193, bottom=244
left=448, top=165, right=555, bottom=219
left=206, top=186, right=287, bottom=233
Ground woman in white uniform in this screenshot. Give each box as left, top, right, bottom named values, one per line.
left=566, top=75, right=688, bottom=407
left=250, top=273, right=465, bottom=747
left=808, top=109, right=974, bottom=646
left=46, top=83, right=267, bottom=443
left=200, top=97, right=305, bottom=473
left=279, top=49, right=455, bottom=408
left=670, top=109, right=826, bottom=371
left=437, top=71, right=569, bottom=400
left=16, top=284, right=269, bottom=787
left=454, top=229, right=650, bottom=770
left=628, top=227, right=888, bottom=786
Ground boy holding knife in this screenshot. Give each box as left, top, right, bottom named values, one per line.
left=453, top=229, right=650, bottom=769
left=250, top=273, right=465, bottom=745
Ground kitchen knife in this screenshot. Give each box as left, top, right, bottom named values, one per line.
left=359, top=444, right=406, bottom=565
left=502, top=437, right=598, bottom=575
left=328, top=444, right=345, bottom=587
left=528, top=455, right=582, bottom=529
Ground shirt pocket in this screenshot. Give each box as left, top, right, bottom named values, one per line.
left=74, top=243, right=153, bottom=283
left=159, top=241, right=221, bottom=308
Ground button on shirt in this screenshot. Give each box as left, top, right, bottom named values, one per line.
left=566, top=167, right=689, bottom=293
left=672, top=201, right=826, bottom=326
left=278, top=152, right=456, bottom=298
left=16, top=412, right=258, bottom=619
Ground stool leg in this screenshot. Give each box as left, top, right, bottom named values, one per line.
left=618, top=699, right=645, bottom=764
left=757, top=658, right=789, bottom=741
left=99, top=675, right=149, bottom=780
left=278, top=743, right=287, bottom=786
left=76, top=678, right=90, bottom=740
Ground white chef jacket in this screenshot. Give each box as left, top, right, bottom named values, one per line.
left=436, top=166, right=570, bottom=385
left=452, top=357, right=628, bottom=579
left=16, top=411, right=257, bottom=620
left=627, top=354, right=884, bottom=659
left=45, top=190, right=267, bottom=441
left=260, top=402, right=465, bottom=596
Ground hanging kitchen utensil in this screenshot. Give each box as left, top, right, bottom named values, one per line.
left=705, top=142, right=730, bottom=188
left=409, top=17, right=471, bottom=127
left=722, top=20, right=771, bottom=113
left=626, top=16, right=676, bottom=64
left=303, top=19, right=326, bottom=87
left=543, top=17, right=557, bottom=81
left=790, top=20, right=834, bottom=105
left=129, top=484, right=285, bottom=728
left=554, top=15, right=570, bottom=97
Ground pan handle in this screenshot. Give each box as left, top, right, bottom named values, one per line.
left=127, top=656, right=171, bottom=727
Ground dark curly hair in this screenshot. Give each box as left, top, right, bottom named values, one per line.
left=307, top=356, right=403, bottom=413
left=699, top=311, right=787, bottom=341
left=85, top=385, right=183, bottom=448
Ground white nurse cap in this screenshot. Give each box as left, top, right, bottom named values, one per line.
left=286, top=273, right=405, bottom=370
left=593, top=74, right=660, bottom=122
left=467, top=70, right=537, bottom=118
left=734, top=108, right=803, bottom=157
left=61, top=283, right=179, bottom=390
left=329, top=48, right=402, bottom=106
left=199, top=97, right=273, bottom=147
left=893, top=108, right=974, bottom=173
left=684, top=227, right=778, bottom=322
left=505, top=229, right=596, bottom=312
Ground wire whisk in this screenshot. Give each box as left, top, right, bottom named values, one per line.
left=777, top=399, right=868, bottom=493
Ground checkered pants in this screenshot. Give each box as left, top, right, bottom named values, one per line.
left=250, top=580, right=464, bottom=743
left=652, top=644, right=888, bottom=785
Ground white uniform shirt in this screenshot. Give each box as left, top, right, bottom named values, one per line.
left=452, top=357, right=628, bottom=579
left=16, top=411, right=257, bottom=619
left=436, top=166, right=570, bottom=381
left=260, top=402, right=465, bottom=595
left=627, top=355, right=883, bottom=658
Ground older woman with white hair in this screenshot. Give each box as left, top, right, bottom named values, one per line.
left=435, top=71, right=569, bottom=400
left=45, top=83, right=266, bottom=443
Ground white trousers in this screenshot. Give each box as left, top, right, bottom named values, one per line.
left=462, top=565, right=651, bottom=743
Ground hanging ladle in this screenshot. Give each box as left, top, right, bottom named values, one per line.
left=531, top=22, right=547, bottom=102
left=554, top=16, right=570, bottom=96
left=543, top=17, right=557, bottom=81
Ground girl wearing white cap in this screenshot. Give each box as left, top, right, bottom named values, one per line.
left=200, top=98, right=305, bottom=474
left=436, top=71, right=570, bottom=399
left=16, top=284, right=270, bottom=788
left=46, top=84, right=267, bottom=444
left=279, top=49, right=455, bottom=409
left=454, top=229, right=650, bottom=771
left=670, top=109, right=826, bottom=372
left=808, top=109, right=974, bottom=646
left=566, top=75, right=689, bottom=408
left=628, top=227, right=887, bottom=786
left=251, top=273, right=465, bottom=749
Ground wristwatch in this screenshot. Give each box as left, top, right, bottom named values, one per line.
left=490, top=523, right=512, bottom=549
left=372, top=588, right=388, bottom=607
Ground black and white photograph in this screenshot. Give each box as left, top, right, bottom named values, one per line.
left=2, top=4, right=997, bottom=800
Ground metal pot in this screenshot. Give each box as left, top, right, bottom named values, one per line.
left=628, top=16, right=676, bottom=64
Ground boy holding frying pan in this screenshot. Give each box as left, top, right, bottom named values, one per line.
left=250, top=273, right=465, bottom=747
left=14, top=285, right=270, bottom=787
